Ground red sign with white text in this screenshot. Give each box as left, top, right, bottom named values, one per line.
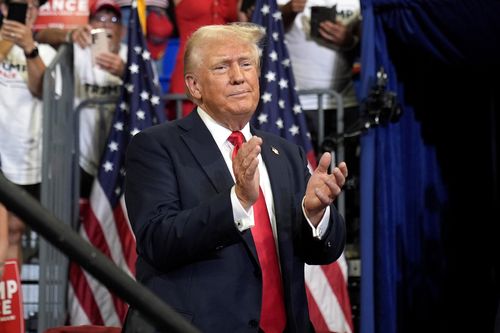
left=0, top=260, right=24, bottom=333
left=34, top=0, right=94, bottom=30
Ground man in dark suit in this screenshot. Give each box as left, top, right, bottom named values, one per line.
left=124, top=23, right=348, bottom=333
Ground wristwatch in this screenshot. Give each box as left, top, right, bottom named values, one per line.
left=24, top=46, right=39, bottom=59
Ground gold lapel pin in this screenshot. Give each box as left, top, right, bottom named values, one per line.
left=271, top=146, right=279, bottom=155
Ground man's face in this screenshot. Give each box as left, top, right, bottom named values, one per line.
left=186, top=37, right=260, bottom=128
left=90, top=8, right=122, bottom=53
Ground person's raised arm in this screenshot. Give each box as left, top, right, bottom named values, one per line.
left=1, top=19, right=46, bottom=97
left=279, top=0, right=306, bottom=32
left=35, top=25, right=92, bottom=49
left=34, top=28, right=69, bottom=49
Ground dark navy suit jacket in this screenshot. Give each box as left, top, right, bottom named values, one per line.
left=124, top=111, right=346, bottom=333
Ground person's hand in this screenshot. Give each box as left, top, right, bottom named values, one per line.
left=70, top=25, right=92, bottom=48
left=0, top=19, right=36, bottom=54
left=304, top=153, right=347, bottom=226
left=318, top=20, right=355, bottom=47
left=233, top=136, right=263, bottom=210
left=95, top=52, right=125, bottom=77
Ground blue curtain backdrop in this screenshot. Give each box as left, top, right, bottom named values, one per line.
left=359, top=0, right=500, bottom=332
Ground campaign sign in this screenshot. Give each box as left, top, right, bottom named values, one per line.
left=34, top=0, right=92, bottom=30
left=0, top=260, right=24, bottom=333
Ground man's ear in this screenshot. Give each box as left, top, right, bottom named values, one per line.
left=184, top=74, right=202, bottom=100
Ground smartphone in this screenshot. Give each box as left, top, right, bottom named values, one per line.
left=7, top=2, right=28, bottom=24
left=90, top=28, right=110, bottom=64
left=310, top=5, right=337, bottom=39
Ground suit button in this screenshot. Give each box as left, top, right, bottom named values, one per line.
left=326, top=241, right=332, bottom=248
left=248, top=319, right=259, bottom=328
left=215, top=245, right=224, bottom=250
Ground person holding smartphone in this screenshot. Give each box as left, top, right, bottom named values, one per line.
left=278, top=0, right=361, bottom=154
left=35, top=0, right=127, bottom=198
left=74, top=0, right=128, bottom=199
left=0, top=0, right=57, bottom=267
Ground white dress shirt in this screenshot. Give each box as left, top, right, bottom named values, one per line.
left=197, top=107, right=330, bottom=242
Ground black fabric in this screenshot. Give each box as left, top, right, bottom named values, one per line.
left=373, top=0, right=500, bottom=67
left=121, top=308, right=155, bottom=333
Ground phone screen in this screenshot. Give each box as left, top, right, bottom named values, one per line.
left=7, top=3, right=28, bottom=24
left=310, top=5, right=337, bottom=39
left=91, top=28, right=110, bottom=64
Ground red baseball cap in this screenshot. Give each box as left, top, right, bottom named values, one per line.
left=90, top=0, right=121, bottom=19
left=146, top=10, right=173, bottom=60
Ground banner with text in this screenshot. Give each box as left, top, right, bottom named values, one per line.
left=34, top=0, right=93, bottom=30
left=0, top=259, right=24, bottom=333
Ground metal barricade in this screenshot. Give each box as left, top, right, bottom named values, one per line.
left=39, top=44, right=76, bottom=331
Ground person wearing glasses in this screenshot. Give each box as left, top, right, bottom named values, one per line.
left=35, top=0, right=127, bottom=199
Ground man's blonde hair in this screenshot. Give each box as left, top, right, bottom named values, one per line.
left=183, top=23, right=265, bottom=102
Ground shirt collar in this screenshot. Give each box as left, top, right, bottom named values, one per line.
left=197, top=107, right=252, bottom=146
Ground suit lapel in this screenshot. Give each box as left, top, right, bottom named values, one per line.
left=178, top=112, right=261, bottom=269
left=258, top=131, right=289, bottom=229
left=178, top=112, right=234, bottom=193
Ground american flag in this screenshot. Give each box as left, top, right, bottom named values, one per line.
left=68, top=1, right=165, bottom=325
left=250, top=1, right=353, bottom=332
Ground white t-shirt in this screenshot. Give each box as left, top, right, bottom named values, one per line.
left=74, top=43, right=127, bottom=176
left=0, top=44, right=57, bottom=185
left=277, top=0, right=360, bottom=110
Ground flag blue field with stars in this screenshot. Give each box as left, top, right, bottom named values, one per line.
left=250, top=0, right=317, bottom=167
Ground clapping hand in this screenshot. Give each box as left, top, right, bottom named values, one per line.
left=304, top=152, right=348, bottom=226
left=233, top=136, right=263, bottom=210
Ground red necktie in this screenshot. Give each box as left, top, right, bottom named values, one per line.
left=228, top=131, right=286, bottom=333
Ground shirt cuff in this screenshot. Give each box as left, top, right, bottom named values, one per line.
left=231, top=186, right=254, bottom=231
left=302, top=196, right=330, bottom=240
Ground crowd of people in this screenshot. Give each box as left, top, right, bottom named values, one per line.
left=0, top=0, right=360, bottom=330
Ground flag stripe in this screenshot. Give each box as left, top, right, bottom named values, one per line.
left=322, top=259, right=353, bottom=326
left=90, top=183, right=133, bottom=275
left=305, top=264, right=353, bottom=333
left=113, top=202, right=137, bottom=273
left=118, top=195, right=137, bottom=273
left=69, top=263, right=104, bottom=325
left=67, top=284, right=91, bottom=325
left=305, top=286, right=331, bottom=332
left=80, top=189, right=130, bottom=324
left=81, top=268, right=121, bottom=326
left=81, top=201, right=113, bottom=260
left=79, top=227, right=123, bottom=325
